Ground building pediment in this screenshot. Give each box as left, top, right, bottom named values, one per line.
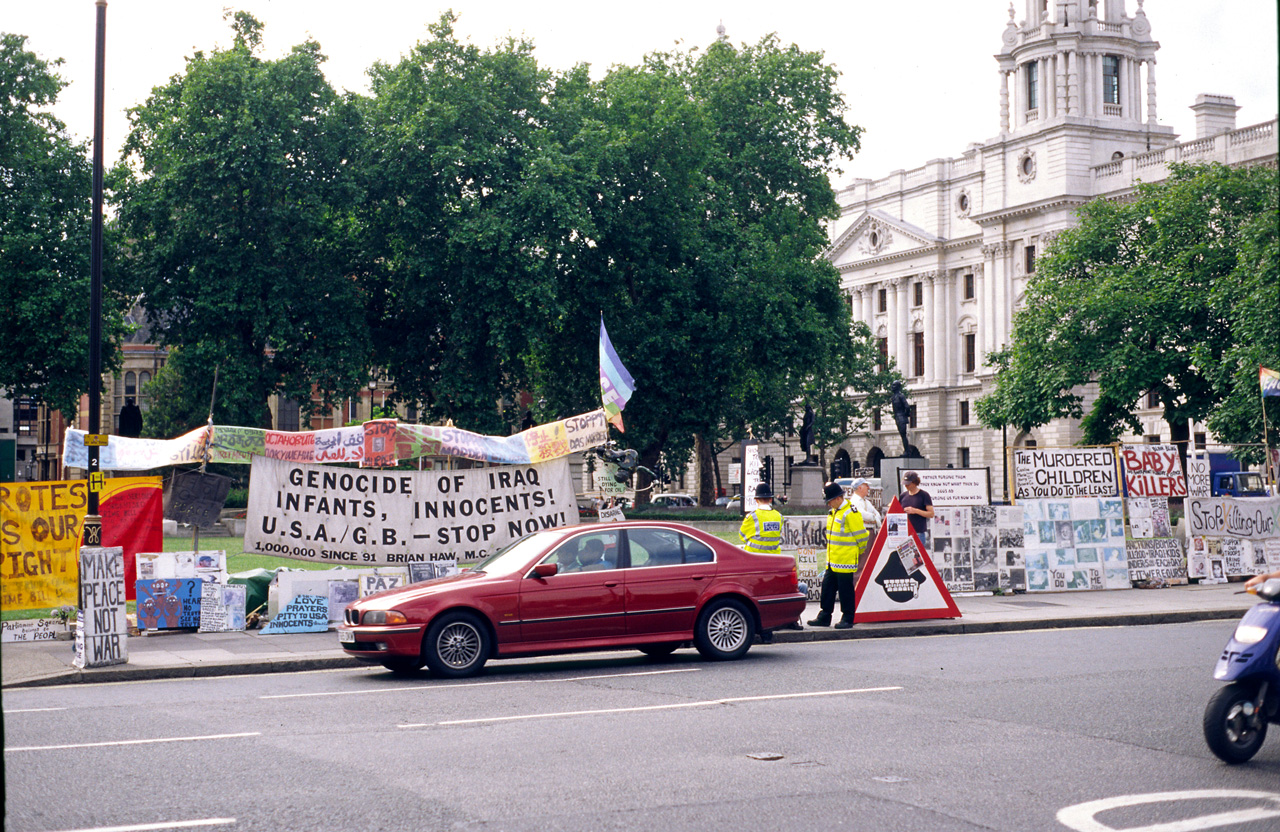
left=828, top=210, right=944, bottom=268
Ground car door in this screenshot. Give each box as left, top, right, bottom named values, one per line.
left=623, top=527, right=716, bottom=637
left=518, top=530, right=625, bottom=644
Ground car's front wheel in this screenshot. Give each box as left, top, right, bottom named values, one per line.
left=694, top=598, right=753, bottom=661
left=423, top=611, right=490, bottom=678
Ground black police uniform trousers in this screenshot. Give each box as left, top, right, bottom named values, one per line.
left=818, top=565, right=858, bottom=619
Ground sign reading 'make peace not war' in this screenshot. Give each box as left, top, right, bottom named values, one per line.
left=245, top=456, right=579, bottom=567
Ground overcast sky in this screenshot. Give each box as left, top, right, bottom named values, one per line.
left=9, top=0, right=1278, bottom=185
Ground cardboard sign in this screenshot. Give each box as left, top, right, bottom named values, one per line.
left=598, top=505, right=625, bottom=523
left=914, top=469, right=991, bottom=506
left=1186, top=496, right=1280, bottom=540
left=164, top=470, right=232, bottom=527
left=853, top=497, right=960, bottom=623
left=1127, top=538, right=1186, bottom=583
left=75, top=547, right=128, bottom=668
left=261, top=594, right=329, bottom=634
left=1013, top=448, right=1119, bottom=499
left=783, top=516, right=827, bottom=602
left=360, top=573, right=406, bottom=597
left=1, top=619, right=62, bottom=643
left=136, top=578, right=202, bottom=630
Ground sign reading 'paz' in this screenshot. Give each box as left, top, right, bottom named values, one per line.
left=854, top=496, right=960, bottom=623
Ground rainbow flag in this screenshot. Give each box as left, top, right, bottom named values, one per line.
left=1262, top=367, right=1280, bottom=397
left=599, top=317, right=636, bottom=431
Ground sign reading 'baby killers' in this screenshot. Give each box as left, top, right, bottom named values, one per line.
left=1119, top=444, right=1187, bottom=498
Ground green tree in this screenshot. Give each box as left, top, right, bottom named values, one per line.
left=528, top=35, right=878, bottom=492
left=113, top=12, right=369, bottom=430
left=0, top=34, right=129, bottom=416
left=355, top=14, right=594, bottom=433
left=978, top=163, right=1279, bottom=459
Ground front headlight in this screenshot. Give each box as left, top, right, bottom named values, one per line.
left=1233, top=624, right=1268, bottom=645
left=361, top=610, right=409, bottom=625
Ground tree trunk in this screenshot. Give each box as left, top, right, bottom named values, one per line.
left=695, top=434, right=716, bottom=506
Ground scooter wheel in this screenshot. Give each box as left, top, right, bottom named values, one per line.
left=1203, top=682, right=1269, bottom=764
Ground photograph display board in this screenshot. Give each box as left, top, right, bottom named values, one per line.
left=853, top=497, right=959, bottom=623
left=74, top=547, right=128, bottom=668
left=1189, top=537, right=1280, bottom=581
left=914, top=469, right=991, bottom=506
left=1021, top=497, right=1130, bottom=591
left=197, top=583, right=247, bottom=632
left=931, top=506, right=1026, bottom=593
left=1013, top=448, right=1120, bottom=500
left=245, top=456, right=579, bottom=567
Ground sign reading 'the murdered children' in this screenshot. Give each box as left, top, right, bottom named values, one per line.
left=1013, top=448, right=1119, bottom=500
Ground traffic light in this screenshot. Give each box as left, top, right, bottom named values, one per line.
left=761, top=456, right=774, bottom=488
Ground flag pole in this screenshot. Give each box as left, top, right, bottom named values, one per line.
left=1261, top=375, right=1275, bottom=491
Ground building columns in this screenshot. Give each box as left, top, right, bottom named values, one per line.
left=1145, top=58, right=1157, bottom=124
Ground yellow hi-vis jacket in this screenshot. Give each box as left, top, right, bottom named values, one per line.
left=826, top=500, right=869, bottom=573
left=739, top=507, right=784, bottom=554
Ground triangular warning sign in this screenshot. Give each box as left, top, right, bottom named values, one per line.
left=854, top=496, right=960, bottom=623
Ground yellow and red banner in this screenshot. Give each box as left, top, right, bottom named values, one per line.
left=1, top=477, right=162, bottom=611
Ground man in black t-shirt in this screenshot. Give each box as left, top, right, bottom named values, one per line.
left=899, top=471, right=934, bottom=547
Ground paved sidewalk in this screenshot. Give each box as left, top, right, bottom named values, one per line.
left=1, top=582, right=1257, bottom=689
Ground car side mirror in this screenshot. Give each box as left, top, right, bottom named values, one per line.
left=532, top=563, right=558, bottom=579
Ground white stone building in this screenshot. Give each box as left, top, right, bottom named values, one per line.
left=817, top=0, right=1277, bottom=498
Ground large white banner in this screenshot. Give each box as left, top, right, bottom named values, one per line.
left=1185, top=496, right=1280, bottom=540
left=915, top=469, right=991, bottom=506
left=1013, top=448, right=1120, bottom=499
left=245, top=457, right=579, bottom=567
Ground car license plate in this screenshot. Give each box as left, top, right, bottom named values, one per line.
left=338, top=629, right=355, bottom=643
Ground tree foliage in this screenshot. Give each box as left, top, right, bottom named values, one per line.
left=113, top=13, right=369, bottom=431
left=0, top=33, right=129, bottom=415
left=978, top=163, right=1279, bottom=457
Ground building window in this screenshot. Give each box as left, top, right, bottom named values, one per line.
left=878, top=288, right=887, bottom=313
left=959, top=400, right=970, bottom=426
left=912, top=332, right=925, bottom=377
left=1027, top=61, right=1039, bottom=110
left=1145, top=434, right=1162, bottom=444
left=1103, top=55, right=1120, bottom=105
left=15, top=396, right=36, bottom=436
left=959, top=447, right=971, bottom=467
left=964, top=273, right=975, bottom=300
left=1025, top=439, right=1038, bottom=449
left=909, top=404, right=917, bottom=429
left=1145, top=390, right=1160, bottom=409
left=1194, top=432, right=1206, bottom=449
left=125, top=371, right=137, bottom=398
left=913, top=281, right=923, bottom=307
left=1025, top=245, right=1036, bottom=274
left=277, top=398, right=301, bottom=432
left=964, top=333, right=977, bottom=373
left=877, top=337, right=888, bottom=370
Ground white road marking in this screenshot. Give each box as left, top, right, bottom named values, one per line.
left=3, top=707, right=67, bottom=714
left=401, top=685, right=903, bottom=727
left=6, top=732, right=260, bottom=753
left=260, top=667, right=700, bottom=699
left=1057, top=789, right=1280, bottom=832
left=42, top=819, right=235, bottom=832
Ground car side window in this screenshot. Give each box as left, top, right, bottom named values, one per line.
left=545, top=531, right=622, bottom=573
left=628, top=528, right=684, bottom=567
left=683, top=536, right=714, bottom=564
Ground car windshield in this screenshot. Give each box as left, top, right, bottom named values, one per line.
left=467, top=532, right=560, bottom=577
left=1238, top=473, right=1265, bottom=491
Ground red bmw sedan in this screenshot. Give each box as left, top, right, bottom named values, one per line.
left=338, top=521, right=806, bottom=677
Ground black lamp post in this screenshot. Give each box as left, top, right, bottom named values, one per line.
left=83, top=0, right=108, bottom=547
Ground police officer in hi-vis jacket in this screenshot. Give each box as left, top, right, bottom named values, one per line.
left=808, top=481, right=870, bottom=629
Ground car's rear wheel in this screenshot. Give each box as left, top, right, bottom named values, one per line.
left=694, top=598, right=753, bottom=661
left=380, top=656, right=424, bottom=676
left=638, top=643, right=679, bottom=658
left=423, top=611, right=489, bottom=678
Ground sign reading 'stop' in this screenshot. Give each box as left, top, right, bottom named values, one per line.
left=245, top=457, right=579, bottom=567
left=1013, top=448, right=1120, bottom=500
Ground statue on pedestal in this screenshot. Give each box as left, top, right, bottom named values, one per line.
left=798, top=404, right=817, bottom=465
left=890, top=381, right=914, bottom=457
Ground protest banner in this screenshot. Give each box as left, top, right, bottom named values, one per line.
left=1185, top=496, right=1280, bottom=540
left=930, top=505, right=1026, bottom=593
left=914, top=469, right=991, bottom=506
left=246, top=456, right=579, bottom=568
left=135, top=578, right=202, bottom=630
left=1013, top=448, right=1120, bottom=499
left=74, top=547, right=128, bottom=668
left=1, top=477, right=161, bottom=610
left=1186, top=455, right=1211, bottom=498
left=198, top=582, right=247, bottom=633
left=1119, top=444, right=1188, bottom=498
left=1, top=619, right=62, bottom=643
left=1126, top=537, right=1187, bottom=583
left=1020, top=497, right=1130, bottom=591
